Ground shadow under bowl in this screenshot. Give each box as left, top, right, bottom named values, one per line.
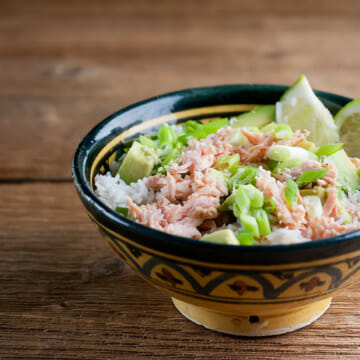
left=72, top=84, right=360, bottom=336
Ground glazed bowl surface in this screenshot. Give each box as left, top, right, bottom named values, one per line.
left=72, top=85, right=360, bottom=336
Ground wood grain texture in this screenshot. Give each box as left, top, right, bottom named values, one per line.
left=1, top=0, right=360, bottom=179
left=1, top=0, right=360, bottom=358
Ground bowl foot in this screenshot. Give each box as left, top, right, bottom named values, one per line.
left=172, top=297, right=332, bottom=337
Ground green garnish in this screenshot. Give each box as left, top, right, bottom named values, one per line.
left=284, top=179, right=298, bottom=207
left=215, top=154, right=240, bottom=172
left=228, top=130, right=249, bottom=146
left=275, top=158, right=303, bottom=172
left=266, top=160, right=279, bottom=171
left=115, top=206, right=129, bottom=216
left=230, top=185, right=265, bottom=240
left=158, top=124, right=177, bottom=147
left=183, top=120, right=206, bottom=140
left=267, top=145, right=317, bottom=162
left=263, top=199, right=276, bottom=213
left=230, top=167, right=258, bottom=188
left=241, top=184, right=264, bottom=208
left=273, top=124, right=293, bottom=140
left=296, top=168, right=330, bottom=186
left=262, top=123, right=293, bottom=140
left=239, top=213, right=260, bottom=238
left=234, top=187, right=250, bottom=215
left=315, top=143, right=344, bottom=157
left=237, top=230, right=254, bottom=245
left=254, top=209, right=271, bottom=236
left=177, top=133, right=190, bottom=146
left=139, top=135, right=157, bottom=149
left=203, top=118, right=229, bottom=134
left=181, top=118, right=229, bottom=143
left=161, top=148, right=180, bottom=167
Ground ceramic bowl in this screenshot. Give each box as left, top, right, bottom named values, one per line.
left=72, top=85, right=360, bottom=336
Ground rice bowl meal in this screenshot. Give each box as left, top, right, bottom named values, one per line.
left=73, top=77, right=360, bottom=336
left=94, top=75, right=360, bottom=246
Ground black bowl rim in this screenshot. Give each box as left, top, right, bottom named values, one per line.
left=72, top=84, right=360, bottom=264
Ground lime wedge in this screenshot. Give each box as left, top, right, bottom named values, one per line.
left=335, top=98, right=360, bottom=157
left=276, top=75, right=339, bottom=146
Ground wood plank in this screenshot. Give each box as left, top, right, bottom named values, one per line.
left=0, top=182, right=359, bottom=359
left=1, top=1, right=360, bottom=179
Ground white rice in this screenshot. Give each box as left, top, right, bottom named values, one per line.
left=94, top=172, right=154, bottom=210
left=263, top=227, right=310, bottom=245
left=341, top=190, right=360, bottom=222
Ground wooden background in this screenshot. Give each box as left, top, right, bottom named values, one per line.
left=1, top=0, right=360, bottom=358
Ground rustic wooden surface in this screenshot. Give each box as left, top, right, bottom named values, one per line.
left=1, top=0, right=360, bottom=358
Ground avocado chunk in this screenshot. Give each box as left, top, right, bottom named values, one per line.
left=230, top=105, right=275, bottom=129
left=118, top=141, right=157, bottom=184
left=327, top=149, right=360, bottom=193
left=202, top=229, right=239, bottom=245
left=302, top=195, right=323, bottom=219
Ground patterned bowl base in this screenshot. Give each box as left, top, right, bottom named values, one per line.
left=172, top=297, right=332, bottom=337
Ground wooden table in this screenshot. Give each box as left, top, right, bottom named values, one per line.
left=1, top=1, right=360, bottom=358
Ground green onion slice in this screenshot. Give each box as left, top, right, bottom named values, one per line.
left=284, top=179, right=298, bottom=207
left=239, top=213, right=260, bottom=238
left=237, top=230, right=254, bottom=245
left=263, top=199, right=276, bottom=213
left=203, top=118, right=228, bottom=134
left=230, top=167, right=258, bottom=188
left=139, top=135, right=157, bottom=148
left=182, top=120, right=206, bottom=140
left=241, top=184, right=264, bottom=208
left=254, top=209, right=271, bottom=236
left=234, top=187, right=250, bottom=215
left=296, top=168, right=330, bottom=186
left=261, top=123, right=292, bottom=140
left=315, top=143, right=343, bottom=157
left=161, top=149, right=179, bottom=167
left=215, top=154, right=240, bottom=172
left=115, top=206, right=129, bottom=216
left=158, top=124, right=177, bottom=147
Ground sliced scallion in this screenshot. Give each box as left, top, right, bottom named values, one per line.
left=241, top=184, right=263, bottom=208
left=254, top=209, right=271, bottom=236
left=234, top=187, right=250, bottom=214
left=315, top=143, right=344, bottom=157
left=296, top=168, right=330, bottom=186
left=284, top=179, right=298, bottom=208
left=237, top=230, right=254, bottom=245
left=267, top=145, right=317, bottom=162
left=266, top=160, right=279, bottom=171
left=115, top=206, right=129, bottom=216
left=161, top=149, right=179, bottom=167
left=139, top=135, right=157, bottom=148
left=228, top=130, right=249, bottom=147
left=158, top=124, right=177, bottom=147
left=203, top=118, right=228, bottom=134
left=275, top=158, right=303, bottom=171
left=183, top=120, right=206, bottom=140
left=263, top=199, right=276, bottom=213
left=262, top=123, right=292, bottom=140
left=215, top=154, right=240, bottom=172
left=230, top=167, right=258, bottom=188
left=239, top=213, right=260, bottom=238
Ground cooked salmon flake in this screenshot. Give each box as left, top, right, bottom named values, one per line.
left=97, top=117, right=360, bottom=244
